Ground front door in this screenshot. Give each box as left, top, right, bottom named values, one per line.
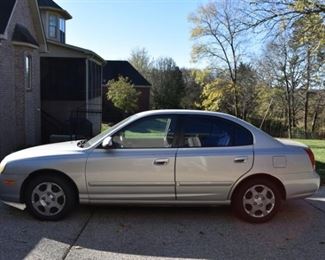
left=176, top=115, right=254, bottom=201
left=86, top=115, right=177, bottom=201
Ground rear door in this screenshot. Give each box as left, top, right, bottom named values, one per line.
left=175, top=115, right=254, bottom=201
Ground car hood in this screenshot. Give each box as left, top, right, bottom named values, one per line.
left=1, top=141, right=84, bottom=164
left=275, top=138, right=308, bottom=149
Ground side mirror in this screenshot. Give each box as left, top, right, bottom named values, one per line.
left=102, top=136, right=113, bottom=148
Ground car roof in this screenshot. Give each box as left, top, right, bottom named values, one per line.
left=135, top=109, right=246, bottom=125
left=136, top=109, right=230, bottom=117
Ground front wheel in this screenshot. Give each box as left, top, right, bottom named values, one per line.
left=25, top=175, right=76, bottom=221
left=232, top=178, right=282, bottom=223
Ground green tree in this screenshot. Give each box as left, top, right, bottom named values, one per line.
left=291, top=9, right=325, bottom=137
left=151, top=57, right=185, bottom=109
left=201, top=77, right=233, bottom=112
left=237, top=63, right=259, bottom=120
left=180, top=69, right=203, bottom=109
left=106, top=76, right=140, bottom=114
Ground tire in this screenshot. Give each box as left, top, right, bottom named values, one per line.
left=25, top=175, right=77, bottom=221
left=232, top=178, right=282, bottom=223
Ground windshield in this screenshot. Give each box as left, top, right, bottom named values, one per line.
left=83, top=114, right=138, bottom=148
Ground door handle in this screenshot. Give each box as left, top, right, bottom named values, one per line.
left=234, top=157, right=248, bottom=163
left=153, top=158, right=169, bottom=166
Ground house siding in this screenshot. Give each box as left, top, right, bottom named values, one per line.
left=0, top=0, right=41, bottom=159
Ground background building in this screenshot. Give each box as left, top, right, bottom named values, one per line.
left=102, top=60, right=151, bottom=123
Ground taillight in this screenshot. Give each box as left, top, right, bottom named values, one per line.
left=304, top=148, right=316, bottom=170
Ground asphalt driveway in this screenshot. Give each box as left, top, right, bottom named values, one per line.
left=1, top=188, right=325, bottom=260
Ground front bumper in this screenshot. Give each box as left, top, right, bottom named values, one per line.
left=0, top=173, right=24, bottom=203
left=2, top=201, right=26, bottom=210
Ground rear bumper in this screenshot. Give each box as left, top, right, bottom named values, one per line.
left=281, top=170, right=320, bottom=199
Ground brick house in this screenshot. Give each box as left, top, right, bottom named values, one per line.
left=0, top=0, right=105, bottom=159
left=0, top=0, right=47, bottom=159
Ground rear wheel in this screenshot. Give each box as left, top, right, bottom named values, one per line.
left=25, top=175, right=76, bottom=221
left=232, top=178, right=281, bottom=223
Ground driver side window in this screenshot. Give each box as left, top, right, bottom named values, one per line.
left=112, top=116, right=176, bottom=149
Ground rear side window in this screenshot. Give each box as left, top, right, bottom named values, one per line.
left=234, top=122, right=253, bottom=146
left=180, top=115, right=253, bottom=148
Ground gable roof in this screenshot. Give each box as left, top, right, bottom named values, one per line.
left=0, top=0, right=16, bottom=35
left=12, top=24, right=39, bottom=47
left=38, top=0, right=62, bottom=9
left=0, top=0, right=46, bottom=51
left=37, top=0, right=72, bottom=19
left=45, top=40, right=105, bottom=65
left=103, top=61, right=151, bottom=86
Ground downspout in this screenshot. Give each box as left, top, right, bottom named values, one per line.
left=85, top=59, right=89, bottom=120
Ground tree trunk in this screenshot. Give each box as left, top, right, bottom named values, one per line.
left=260, top=97, right=273, bottom=129
left=311, top=96, right=322, bottom=133
left=304, top=91, right=310, bottom=137
left=284, top=80, right=292, bottom=139
left=311, top=110, right=318, bottom=133
left=304, top=49, right=311, bottom=138
left=233, top=81, right=239, bottom=118
left=287, top=102, right=292, bottom=139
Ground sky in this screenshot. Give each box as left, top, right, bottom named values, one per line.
left=55, top=0, right=212, bottom=68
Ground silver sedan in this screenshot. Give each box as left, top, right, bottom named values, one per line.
left=0, top=110, right=320, bottom=223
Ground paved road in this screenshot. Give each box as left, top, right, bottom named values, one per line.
left=1, top=189, right=325, bottom=260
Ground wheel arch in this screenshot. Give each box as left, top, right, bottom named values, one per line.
left=20, top=169, right=80, bottom=203
left=229, top=173, right=286, bottom=201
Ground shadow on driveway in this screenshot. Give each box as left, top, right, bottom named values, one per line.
left=1, top=200, right=325, bottom=259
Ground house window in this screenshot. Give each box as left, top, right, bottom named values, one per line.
left=49, top=15, right=58, bottom=38
left=59, top=18, right=65, bottom=43
left=25, top=55, right=32, bottom=91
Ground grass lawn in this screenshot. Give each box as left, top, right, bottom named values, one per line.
left=101, top=123, right=111, bottom=132
left=294, top=139, right=325, bottom=183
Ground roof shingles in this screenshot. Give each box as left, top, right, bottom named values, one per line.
left=12, top=24, right=39, bottom=46
left=37, top=0, right=63, bottom=10
left=103, top=61, right=151, bottom=86
left=37, top=0, right=72, bottom=19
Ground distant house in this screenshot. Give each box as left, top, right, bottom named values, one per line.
left=38, top=0, right=105, bottom=143
left=0, top=0, right=47, bottom=159
left=102, top=60, right=151, bottom=123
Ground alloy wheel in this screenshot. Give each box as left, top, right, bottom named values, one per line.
left=242, top=184, right=275, bottom=218
left=31, top=182, right=66, bottom=216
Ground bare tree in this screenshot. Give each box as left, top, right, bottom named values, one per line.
left=244, top=0, right=325, bottom=39
left=261, top=32, right=305, bottom=138
left=189, top=0, right=246, bottom=117
left=128, top=47, right=153, bottom=84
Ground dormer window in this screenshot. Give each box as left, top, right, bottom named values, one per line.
left=49, top=15, right=57, bottom=38
left=38, top=0, right=72, bottom=43
left=59, top=18, right=65, bottom=43
left=48, top=15, right=66, bottom=43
